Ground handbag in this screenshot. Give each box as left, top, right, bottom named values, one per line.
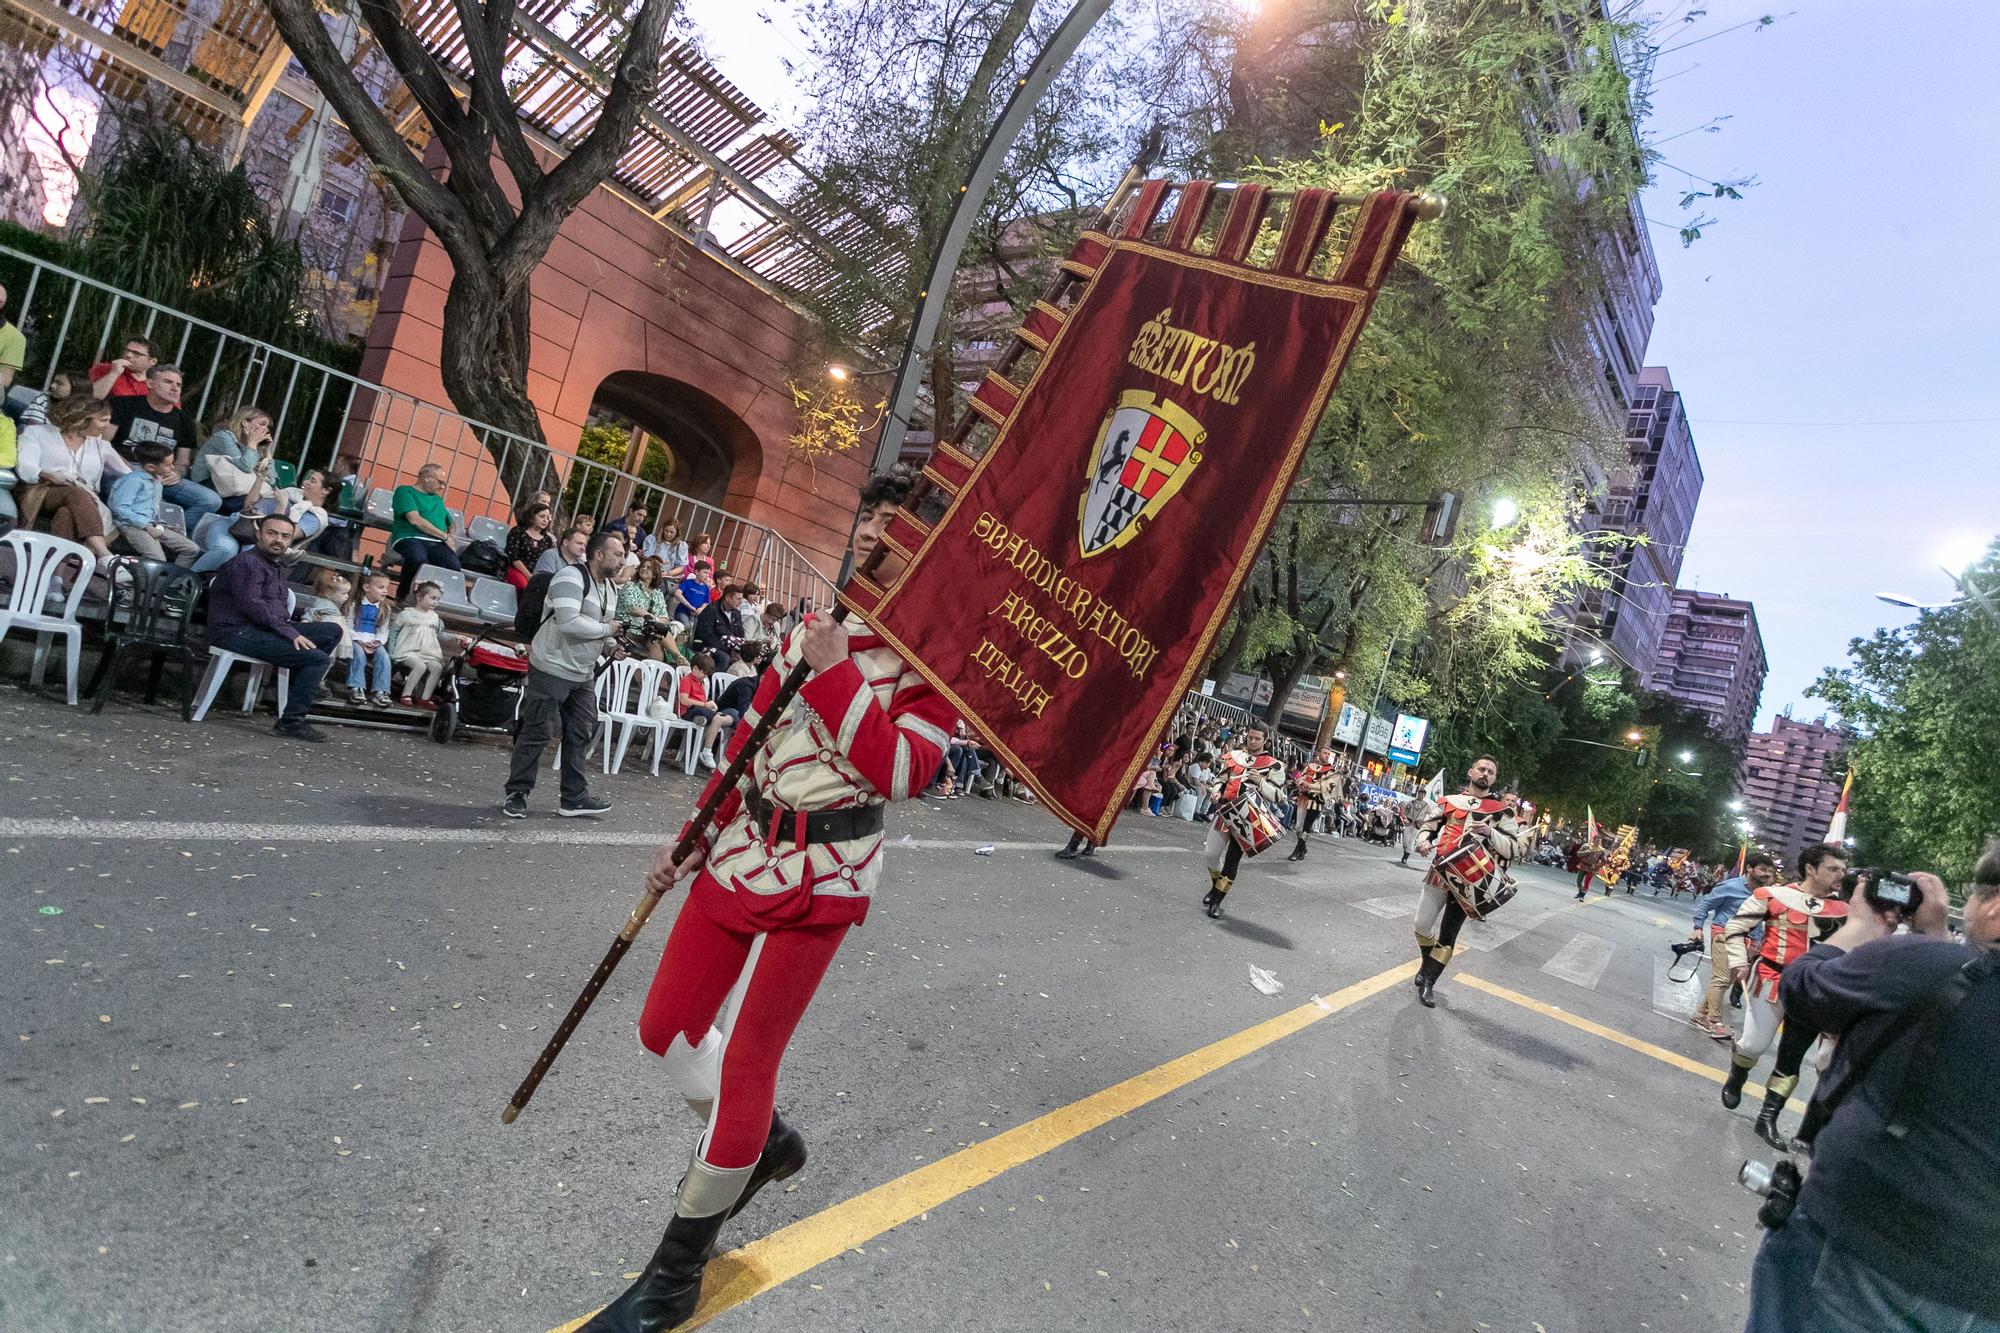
left=205, top=452, right=260, bottom=499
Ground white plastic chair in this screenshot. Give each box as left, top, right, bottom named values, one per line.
left=653, top=665, right=705, bottom=774
left=604, top=660, right=676, bottom=776
left=190, top=648, right=291, bottom=722
left=364, top=488, right=393, bottom=524
left=191, top=588, right=297, bottom=723
left=1, top=530, right=94, bottom=705
left=158, top=502, right=187, bottom=534
left=558, top=659, right=629, bottom=771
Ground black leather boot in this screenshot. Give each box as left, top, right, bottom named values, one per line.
left=1720, top=1060, right=1751, bottom=1110
left=1753, top=1090, right=1790, bottom=1150
left=1287, top=838, right=1306, bottom=861
left=1206, top=877, right=1229, bottom=918
left=1415, top=957, right=1441, bottom=1008
left=581, top=1209, right=728, bottom=1332
left=723, top=1112, right=807, bottom=1223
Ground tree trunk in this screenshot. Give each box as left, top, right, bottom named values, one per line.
left=436, top=260, right=552, bottom=506
left=1261, top=640, right=1318, bottom=728
left=1205, top=594, right=1257, bottom=685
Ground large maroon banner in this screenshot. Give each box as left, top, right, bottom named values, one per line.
left=843, top=183, right=1420, bottom=842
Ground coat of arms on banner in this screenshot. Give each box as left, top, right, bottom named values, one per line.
left=1078, top=389, right=1206, bottom=557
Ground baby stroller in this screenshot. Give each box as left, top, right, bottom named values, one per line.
left=429, top=629, right=530, bottom=744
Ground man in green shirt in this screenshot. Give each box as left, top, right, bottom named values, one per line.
left=390, top=462, right=461, bottom=598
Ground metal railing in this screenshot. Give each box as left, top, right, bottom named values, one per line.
left=0, top=243, right=838, bottom=611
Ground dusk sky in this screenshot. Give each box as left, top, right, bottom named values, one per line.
left=686, top=0, right=2000, bottom=729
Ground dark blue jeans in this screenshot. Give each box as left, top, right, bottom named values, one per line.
left=1747, top=1203, right=1999, bottom=1332
left=216, top=622, right=343, bottom=725
left=949, top=745, right=980, bottom=790
left=395, top=537, right=459, bottom=598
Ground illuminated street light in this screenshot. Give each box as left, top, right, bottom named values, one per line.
left=1728, top=800, right=1744, bottom=812
left=1589, top=649, right=1604, bottom=665
left=1679, top=750, right=1693, bottom=765
left=1625, top=730, right=1643, bottom=743
left=1937, top=533, right=1990, bottom=576
left=1490, top=497, right=1519, bottom=529
left=826, top=364, right=851, bottom=382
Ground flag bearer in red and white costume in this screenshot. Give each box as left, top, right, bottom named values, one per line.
left=583, top=470, right=954, bottom=1333
left=1409, top=755, right=1533, bottom=1008
left=1719, top=841, right=1849, bottom=1148
left=1201, top=724, right=1285, bottom=918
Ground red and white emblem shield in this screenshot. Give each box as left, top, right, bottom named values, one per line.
left=1077, top=389, right=1207, bottom=557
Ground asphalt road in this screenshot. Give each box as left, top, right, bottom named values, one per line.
left=0, top=687, right=1792, bottom=1332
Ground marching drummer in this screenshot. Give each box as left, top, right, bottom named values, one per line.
left=1199, top=724, right=1286, bottom=919
left=1408, top=754, right=1533, bottom=1007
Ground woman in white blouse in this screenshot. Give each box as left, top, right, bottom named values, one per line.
left=16, top=394, right=128, bottom=566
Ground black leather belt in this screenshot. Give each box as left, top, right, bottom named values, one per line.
left=743, top=789, right=885, bottom=846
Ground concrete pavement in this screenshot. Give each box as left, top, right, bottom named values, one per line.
left=1, top=690, right=1787, bottom=1332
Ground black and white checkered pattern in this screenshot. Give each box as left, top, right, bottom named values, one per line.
left=1090, top=488, right=1142, bottom=550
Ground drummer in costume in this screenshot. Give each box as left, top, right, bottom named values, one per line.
left=1286, top=748, right=1340, bottom=862
left=1201, top=724, right=1285, bottom=918
left=1719, top=841, right=1849, bottom=1149
left=1409, top=755, right=1533, bottom=1007
left=582, top=469, right=955, bottom=1333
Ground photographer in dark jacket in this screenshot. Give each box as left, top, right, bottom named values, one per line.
left=692, top=583, right=748, bottom=668
left=1744, top=845, right=2000, bottom=1332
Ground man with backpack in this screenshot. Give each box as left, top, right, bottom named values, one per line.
left=503, top=529, right=626, bottom=819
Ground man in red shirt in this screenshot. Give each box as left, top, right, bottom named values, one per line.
left=89, top=334, right=157, bottom=398
left=581, top=469, right=953, bottom=1333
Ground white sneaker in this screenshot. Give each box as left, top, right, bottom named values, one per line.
left=698, top=751, right=718, bottom=770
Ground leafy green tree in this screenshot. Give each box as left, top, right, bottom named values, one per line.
left=784, top=0, right=1212, bottom=421
left=264, top=0, right=680, bottom=493
left=1210, top=0, right=1654, bottom=731
left=1809, top=540, right=2000, bottom=886
left=73, top=124, right=310, bottom=348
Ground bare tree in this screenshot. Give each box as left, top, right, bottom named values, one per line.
left=262, top=0, right=680, bottom=491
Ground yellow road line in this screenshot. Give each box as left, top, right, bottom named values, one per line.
left=550, top=959, right=1417, bottom=1332
left=1451, top=973, right=1808, bottom=1113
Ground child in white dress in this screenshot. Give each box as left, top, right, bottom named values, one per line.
left=390, top=581, right=453, bottom=708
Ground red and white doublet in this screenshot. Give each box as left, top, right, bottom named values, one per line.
left=1204, top=748, right=1284, bottom=873
left=1294, top=761, right=1337, bottom=810
left=1724, top=882, right=1848, bottom=1003
left=634, top=622, right=953, bottom=1215
left=671, top=624, right=954, bottom=930
left=1210, top=749, right=1284, bottom=830
left=1723, top=881, right=1848, bottom=1080
left=1411, top=791, right=1532, bottom=974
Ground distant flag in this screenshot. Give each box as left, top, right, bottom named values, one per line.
left=1824, top=768, right=1854, bottom=845
left=1586, top=805, right=1599, bottom=845
left=1423, top=770, right=1445, bottom=804
left=1734, top=842, right=1747, bottom=876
